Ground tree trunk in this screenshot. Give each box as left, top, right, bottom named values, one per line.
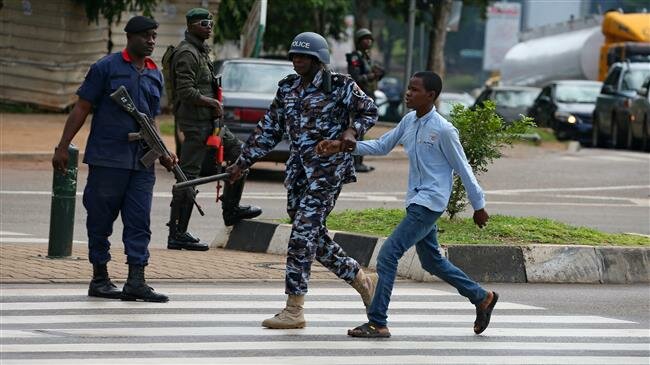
left=354, top=0, right=372, bottom=30
left=426, top=0, right=453, bottom=77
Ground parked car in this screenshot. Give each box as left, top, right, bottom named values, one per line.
left=216, top=58, right=296, bottom=163
left=473, top=86, right=540, bottom=124
left=527, top=80, right=602, bottom=143
left=378, top=77, right=404, bottom=123
left=625, top=76, right=650, bottom=151
left=592, top=61, right=650, bottom=148
left=437, top=92, right=475, bottom=120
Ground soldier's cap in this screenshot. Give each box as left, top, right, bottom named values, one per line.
left=124, top=16, right=158, bottom=34
left=186, top=8, right=212, bottom=22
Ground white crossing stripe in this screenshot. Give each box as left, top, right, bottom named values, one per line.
left=0, top=231, right=30, bottom=236
left=3, top=326, right=648, bottom=339
left=1, top=284, right=648, bottom=365
left=2, top=341, right=647, bottom=353
left=0, top=287, right=450, bottom=297
left=1, top=356, right=648, bottom=365
left=0, top=300, right=541, bottom=311
left=0, top=314, right=633, bottom=325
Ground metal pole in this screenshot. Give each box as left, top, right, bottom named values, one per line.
left=47, top=144, right=78, bottom=258
left=404, top=0, right=416, bottom=88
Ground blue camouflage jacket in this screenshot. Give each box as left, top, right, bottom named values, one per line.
left=236, top=69, right=378, bottom=189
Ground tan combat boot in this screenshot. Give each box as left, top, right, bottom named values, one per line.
left=351, top=269, right=379, bottom=309
left=261, top=294, right=306, bottom=329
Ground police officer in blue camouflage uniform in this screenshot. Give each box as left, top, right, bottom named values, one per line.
left=226, top=32, right=380, bottom=329
left=52, top=16, right=170, bottom=303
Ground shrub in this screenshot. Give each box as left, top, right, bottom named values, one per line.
left=446, top=101, right=534, bottom=219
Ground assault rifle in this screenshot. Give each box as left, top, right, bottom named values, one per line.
left=109, top=85, right=205, bottom=216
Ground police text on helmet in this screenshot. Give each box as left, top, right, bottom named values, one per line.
left=291, top=41, right=310, bottom=49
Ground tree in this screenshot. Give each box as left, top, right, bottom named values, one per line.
left=426, top=0, right=452, bottom=77
left=75, top=0, right=159, bottom=25
left=215, top=0, right=349, bottom=53
left=354, top=0, right=372, bottom=30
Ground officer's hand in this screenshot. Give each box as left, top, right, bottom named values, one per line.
left=317, top=140, right=343, bottom=156
left=159, top=153, right=178, bottom=172
left=340, top=128, right=358, bottom=153
left=225, top=163, right=244, bottom=184
left=213, top=100, right=223, bottom=118
left=52, top=147, right=69, bottom=174
left=473, top=208, right=489, bottom=228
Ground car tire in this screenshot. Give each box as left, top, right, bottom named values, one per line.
left=610, top=115, right=623, bottom=149
left=643, top=117, right=649, bottom=152
left=592, top=116, right=604, bottom=148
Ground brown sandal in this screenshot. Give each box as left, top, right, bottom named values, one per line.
left=474, top=291, right=499, bottom=334
left=347, top=322, right=391, bottom=338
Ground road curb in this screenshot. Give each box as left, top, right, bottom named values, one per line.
left=225, top=220, right=650, bottom=284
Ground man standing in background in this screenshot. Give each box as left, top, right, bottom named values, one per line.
left=167, top=8, right=262, bottom=252
left=346, top=28, right=385, bottom=173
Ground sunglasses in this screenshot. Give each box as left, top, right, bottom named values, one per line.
left=193, top=19, right=213, bottom=28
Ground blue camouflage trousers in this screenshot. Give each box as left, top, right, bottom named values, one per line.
left=285, top=177, right=360, bottom=295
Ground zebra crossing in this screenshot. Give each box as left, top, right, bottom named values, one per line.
left=1, top=283, right=649, bottom=364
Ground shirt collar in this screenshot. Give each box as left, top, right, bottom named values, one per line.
left=415, top=105, right=437, bottom=121
left=121, top=49, right=157, bottom=70
left=296, top=69, right=324, bottom=90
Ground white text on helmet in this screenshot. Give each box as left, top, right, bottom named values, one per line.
left=291, top=41, right=310, bottom=49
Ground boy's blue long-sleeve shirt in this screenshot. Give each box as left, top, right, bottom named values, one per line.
left=355, top=107, right=485, bottom=213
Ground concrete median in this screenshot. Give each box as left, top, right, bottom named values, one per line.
left=223, top=220, right=650, bottom=284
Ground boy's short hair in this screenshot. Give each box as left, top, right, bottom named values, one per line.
left=413, top=71, right=442, bottom=100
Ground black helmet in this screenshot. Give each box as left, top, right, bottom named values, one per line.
left=355, top=28, right=373, bottom=42
left=288, top=32, right=330, bottom=64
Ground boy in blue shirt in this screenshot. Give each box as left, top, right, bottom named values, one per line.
left=317, top=71, right=498, bottom=338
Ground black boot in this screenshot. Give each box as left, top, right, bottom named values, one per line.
left=167, top=190, right=209, bottom=251
left=222, top=176, right=262, bottom=226
left=354, top=155, right=374, bottom=173
left=88, top=263, right=122, bottom=299
left=121, top=264, right=169, bottom=302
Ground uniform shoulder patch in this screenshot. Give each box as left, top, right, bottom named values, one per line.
left=278, top=74, right=299, bottom=86
left=329, top=72, right=348, bottom=88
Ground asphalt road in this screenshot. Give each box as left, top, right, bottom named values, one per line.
left=0, top=144, right=648, bottom=249
left=1, top=281, right=648, bottom=363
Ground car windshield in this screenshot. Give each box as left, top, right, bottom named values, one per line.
left=622, top=69, right=650, bottom=91
left=555, top=84, right=601, bottom=103
left=493, top=89, right=538, bottom=108
left=438, top=97, right=473, bottom=117
left=222, top=62, right=295, bottom=93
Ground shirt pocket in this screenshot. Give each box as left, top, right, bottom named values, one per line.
left=418, top=134, right=447, bottom=165
left=109, top=75, right=132, bottom=93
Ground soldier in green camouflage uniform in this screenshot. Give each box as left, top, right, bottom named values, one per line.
left=167, top=8, right=262, bottom=252
left=346, top=28, right=385, bottom=173
left=226, top=32, right=380, bottom=329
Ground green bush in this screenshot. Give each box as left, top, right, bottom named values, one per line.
left=446, top=101, right=534, bottom=219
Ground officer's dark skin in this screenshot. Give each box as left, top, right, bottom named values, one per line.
left=52, top=30, right=177, bottom=173
left=127, top=29, right=157, bottom=65
left=183, top=18, right=222, bottom=116
left=225, top=53, right=358, bottom=183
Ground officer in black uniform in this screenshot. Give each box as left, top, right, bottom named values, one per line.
left=346, top=28, right=384, bottom=173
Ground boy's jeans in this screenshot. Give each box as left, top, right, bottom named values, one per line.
left=367, top=204, right=488, bottom=327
